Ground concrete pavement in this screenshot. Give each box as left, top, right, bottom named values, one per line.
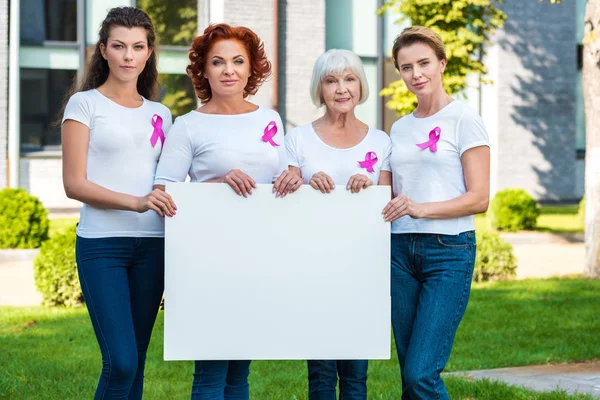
left=454, top=362, right=600, bottom=397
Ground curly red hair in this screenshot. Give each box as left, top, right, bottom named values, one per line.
left=187, top=24, right=272, bottom=103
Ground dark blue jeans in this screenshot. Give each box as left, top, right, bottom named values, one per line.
left=307, top=360, right=368, bottom=399
left=76, top=236, right=165, bottom=400
left=191, top=360, right=251, bottom=399
left=390, top=231, right=476, bottom=400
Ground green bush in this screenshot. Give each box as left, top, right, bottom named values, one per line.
left=474, top=229, right=517, bottom=282
left=578, top=197, right=585, bottom=227
left=0, top=188, right=49, bottom=248
left=489, top=189, right=540, bottom=231
left=34, top=224, right=83, bottom=307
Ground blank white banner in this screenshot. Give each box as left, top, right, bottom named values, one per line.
left=164, top=183, right=391, bottom=361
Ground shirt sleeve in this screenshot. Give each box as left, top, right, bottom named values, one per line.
left=456, top=108, right=490, bottom=157
left=272, top=113, right=288, bottom=182
left=285, top=127, right=301, bottom=168
left=154, top=116, right=193, bottom=185
left=380, top=134, right=392, bottom=172
left=161, top=107, right=174, bottom=137
left=62, top=92, right=92, bottom=127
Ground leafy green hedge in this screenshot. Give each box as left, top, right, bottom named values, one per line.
left=489, top=189, right=540, bottom=232
left=34, top=224, right=83, bottom=307
left=474, top=229, right=517, bottom=282
left=0, top=188, right=49, bottom=248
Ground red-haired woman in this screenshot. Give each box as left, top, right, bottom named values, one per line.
left=60, top=7, right=176, bottom=399
left=154, top=24, right=298, bottom=399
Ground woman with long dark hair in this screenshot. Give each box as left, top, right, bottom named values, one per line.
left=60, top=7, right=175, bottom=399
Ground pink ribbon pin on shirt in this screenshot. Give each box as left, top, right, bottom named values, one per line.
left=416, top=126, right=441, bottom=152
left=358, top=152, right=378, bottom=173
left=262, top=121, right=279, bottom=147
left=150, top=114, right=165, bottom=148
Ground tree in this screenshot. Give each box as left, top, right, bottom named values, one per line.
left=379, top=0, right=506, bottom=116
left=579, top=0, right=600, bottom=278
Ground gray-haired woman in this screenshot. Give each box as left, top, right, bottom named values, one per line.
left=286, top=48, right=392, bottom=400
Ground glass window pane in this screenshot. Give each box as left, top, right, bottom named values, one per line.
left=354, top=59, right=377, bottom=127
left=21, top=0, right=78, bottom=44
left=326, top=0, right=378, bottom=57
left=158, top=74, right=197, bottom=118
left=137, top=0, right=198, bottom=47
left=20, top=69, right=76, bottom=149
left=384, top=9, right=409, bottom=57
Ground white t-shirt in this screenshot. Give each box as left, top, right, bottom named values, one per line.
left=286, top=123, right=391, bottom=185
left=62, top=89, right=173, bottom=238
left=154, top=107, right=287, bottom=185
left=389, top=100, right=489, bottom=235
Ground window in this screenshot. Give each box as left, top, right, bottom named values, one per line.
left=20, top=0, right=78, bottom=44
left=20, top=69, right=76, bottom=150
left=325, top=0, right=380, bottom=127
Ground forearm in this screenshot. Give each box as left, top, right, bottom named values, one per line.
left=420, top=191, right=489, bottom=219
left=65, top=178, right=139, bottom=211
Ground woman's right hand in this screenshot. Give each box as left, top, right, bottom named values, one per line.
left=222, top=169, right=257, bottom=197
left=137, top=188, right=177, bottom=217
left=309, top=172, right=335, bottom=193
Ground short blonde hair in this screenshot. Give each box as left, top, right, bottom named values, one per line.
left=392, top=26, right=446, bottom=71
left=309, top=49, right=369, bottom=107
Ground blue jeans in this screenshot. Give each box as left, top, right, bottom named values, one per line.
left=390, top=231, right=475, bottom=400
left=307, top=360, right=368, bottom=399
left=76, top=236, right=165, bottom=400
left=191, top=360, right=251, bottom=399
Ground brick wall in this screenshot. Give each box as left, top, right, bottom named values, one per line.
left=493, top=0, right=578, bottom=201
left=222, top=0, right=325, bottom=131
left=280, top=0, right=325, bottom=130
left=19, top=158, right=81, bottom=210
left=224, top=0, right=276, bottom=110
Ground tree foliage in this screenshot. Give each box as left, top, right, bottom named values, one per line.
left=137, top=0, right=197, bottom=47
left=380, top=0, right=506, bottom=116
left=137, top=0, right=198, bottom=117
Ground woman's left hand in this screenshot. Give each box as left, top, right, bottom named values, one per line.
left=382, top=194, right=425, bottom=222
left=346, top=174, right=373, bottom=193
left=273, top=170, right=303, bottom=197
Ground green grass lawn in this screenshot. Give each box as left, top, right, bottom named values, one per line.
left=1, top=278, right=598, bottom=399
left=536, top=205, right=583, bottom=234
left=475, top=204, right=583, bottom=234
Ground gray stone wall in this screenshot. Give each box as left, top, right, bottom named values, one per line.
left=222, top=0, right=326, bottom=131
left=224, top=0, right=276, bottom=110
left=280, top=0, right=325, bottom=130
left=494, top=0, right=577, bottom=201
left=0, top=0, right=8, bottom=188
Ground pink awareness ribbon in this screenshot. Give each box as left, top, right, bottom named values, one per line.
left=150, top=114, right=165, bottom=148
left=358, top=151, right=378, bottom=173
left=416, top=126, right=441, bottom=152
left=262, top=121, right=279, bottom=147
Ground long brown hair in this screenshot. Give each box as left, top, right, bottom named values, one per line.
left=57, top=7, right=158, bottom=123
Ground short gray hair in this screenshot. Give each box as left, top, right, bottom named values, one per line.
left=310, top=49, right=369, bottom=107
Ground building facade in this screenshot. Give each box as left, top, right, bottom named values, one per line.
left=0, top=0, right=587, bottom=209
